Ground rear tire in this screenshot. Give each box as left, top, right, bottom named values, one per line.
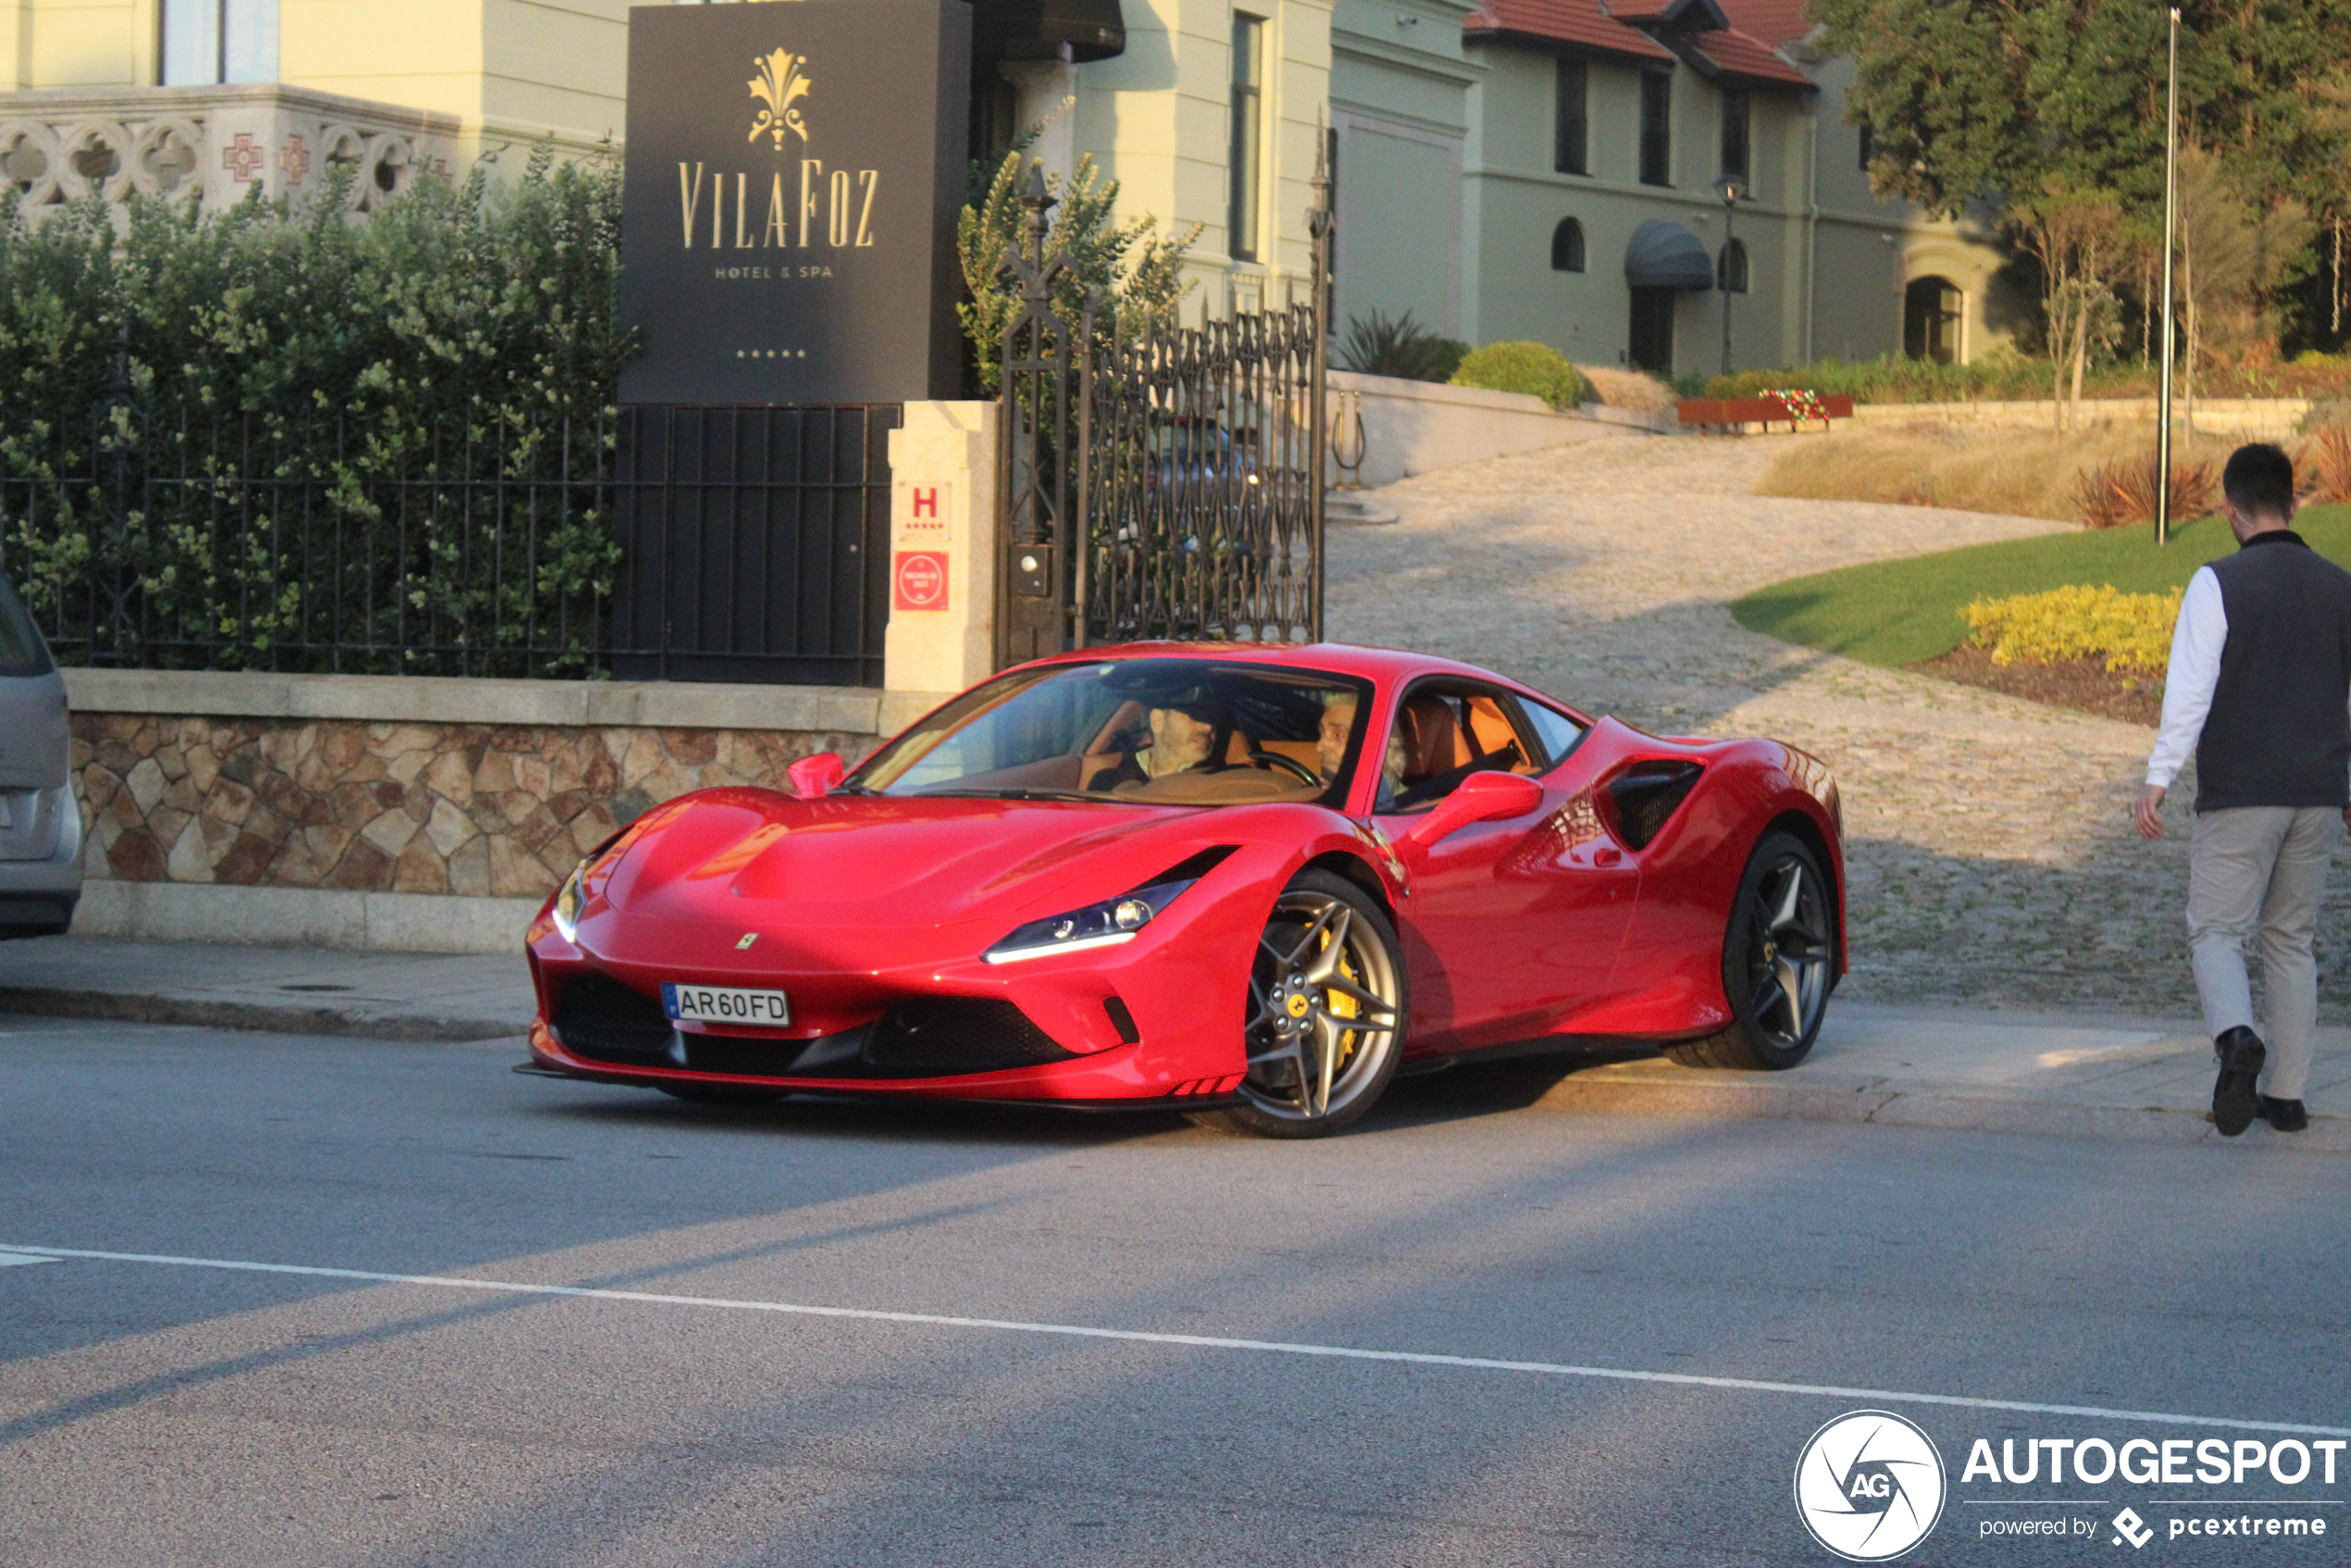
left=1664, top=830, right=1834, bottom=1071
left=1196, top=869, right=1408, bottom=1139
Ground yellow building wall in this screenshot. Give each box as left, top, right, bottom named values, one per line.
left=1076, top=0, right=1330, bottom=316
left=4, top=0, right=621, bottom=147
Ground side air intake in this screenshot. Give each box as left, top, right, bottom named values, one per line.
left=1606, top=761, right=1704, bottom=850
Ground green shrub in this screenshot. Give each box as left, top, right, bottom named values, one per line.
left=1337, top=310, right=1467, bottom=383
left=956, top=152, right=1198, bottom=397
left=1703, top=354, right=2048, bottom=404
left=0, top=144, right=633, bottom=675
left=1449, top=341, right=1588, bottom=410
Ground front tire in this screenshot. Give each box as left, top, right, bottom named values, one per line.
left=1665, top=830, right=1835, bottom=1071
left=1198, top=869, right=1408, bottom=1139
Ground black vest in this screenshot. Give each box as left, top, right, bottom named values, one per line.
left=2196, top=531, right=2351, bottom=812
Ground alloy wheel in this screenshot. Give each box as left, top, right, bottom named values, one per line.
left=1743, top=855, right=1831, bottom=1050
left=1239, top=887, right=1403, bottom=1125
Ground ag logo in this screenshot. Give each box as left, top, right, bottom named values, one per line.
left=1793, top=1410, right=1947, bottom=1562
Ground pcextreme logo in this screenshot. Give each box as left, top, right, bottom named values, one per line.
left=1795, top=1410, right=1949, bottom=1562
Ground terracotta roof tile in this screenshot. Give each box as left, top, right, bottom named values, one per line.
left=1462, top=0, right=1678, bottom=60
left=1689, top=25, right=1815, bottom=86
left=1712, top=0, right=1813, bottom=46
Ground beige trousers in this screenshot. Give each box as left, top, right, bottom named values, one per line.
left=2187, top=805, right=2343, bottom=1101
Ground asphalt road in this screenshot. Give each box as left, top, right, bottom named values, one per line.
left=3, top=1015, right=2347, bottom=1568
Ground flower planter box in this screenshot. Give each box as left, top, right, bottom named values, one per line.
left=1676, top=392, right=1856, bottom=432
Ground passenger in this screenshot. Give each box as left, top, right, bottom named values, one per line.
left=1316, top=690, right=1357, bottom=783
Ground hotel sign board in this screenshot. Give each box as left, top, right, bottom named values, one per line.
left=617, top=0, right=970, bottom=404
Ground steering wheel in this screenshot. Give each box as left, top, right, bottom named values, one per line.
left=1250, top=750, right=1322, bottom=786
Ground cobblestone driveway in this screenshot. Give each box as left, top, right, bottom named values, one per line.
left=1327, top=435, right=2341, bottom=1019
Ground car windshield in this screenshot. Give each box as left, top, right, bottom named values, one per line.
left=850, top=658, right=1375, bottom=807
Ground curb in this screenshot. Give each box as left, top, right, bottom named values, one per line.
left=1517, top=1069, right=2351, bottom=1153
left=0, top=986, right=526, bottom=1044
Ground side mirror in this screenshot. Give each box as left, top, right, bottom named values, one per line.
left=1403, top=769, right=1545, bottom=845
left=787, top=752, right=847, bottom=798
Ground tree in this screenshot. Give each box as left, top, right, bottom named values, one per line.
left=1816, top=0, right=2351, bottom=371
left=2010, top=184, right=2126, bottom=429
left=2172, top=143, right=2312, bottom=420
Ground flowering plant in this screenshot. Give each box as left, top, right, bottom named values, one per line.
left=1764, top=387, right=1828, bottom=423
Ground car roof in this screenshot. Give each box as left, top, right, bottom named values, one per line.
left=1014, top=641, right=1552, bottom=700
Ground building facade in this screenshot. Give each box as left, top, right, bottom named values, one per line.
left=0, top=0, right=2019, bottom=375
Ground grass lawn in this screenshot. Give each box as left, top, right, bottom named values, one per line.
left=1732, top=503, right=2351, bottom=668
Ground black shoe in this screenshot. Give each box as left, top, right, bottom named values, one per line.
left=2213, top=1027, right=2266, bottom=1138
left=2259, top=1095, right=2309, bottom=1133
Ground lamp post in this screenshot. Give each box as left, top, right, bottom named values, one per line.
left=1713, top=171, right=1748, bottom=377
left=2155, top=6, right=2180, bottom=545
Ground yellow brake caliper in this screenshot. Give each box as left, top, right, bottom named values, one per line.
left=1320, top=928, right=1362, bottom=1069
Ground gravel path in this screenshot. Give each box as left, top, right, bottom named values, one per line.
left=1325, top=434, right=2333, bottom=1019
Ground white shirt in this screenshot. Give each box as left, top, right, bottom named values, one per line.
left=2146, top=561, right=2351, bottom=790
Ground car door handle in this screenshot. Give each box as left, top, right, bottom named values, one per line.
left=1594, top=847, right=1623, bottom=866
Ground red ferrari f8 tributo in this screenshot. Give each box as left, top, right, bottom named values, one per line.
left=522, top=643, right=1844, bottom=1136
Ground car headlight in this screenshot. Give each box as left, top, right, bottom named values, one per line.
left=552, top=862, right=585, bottom=944
left=550, top=825, right=638, bottom=945
left=984, top=877, right=1198, bottom=964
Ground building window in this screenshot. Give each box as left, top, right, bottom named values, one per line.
left=1551, top=218, right=1586, bottom=272
left=1719, top=86, right=1749, bottom=182
left=1857, top=121, right=1873, bottom=172
left=1228, top=14, right=1265, bottom=262
left=1639, top=71, right=1673, bottom=187
left=1717, top=238, right=1748, bottom=292
left=1554, top=57, right=1588, bottom=176
left=161, top=0, right=278, bottom=84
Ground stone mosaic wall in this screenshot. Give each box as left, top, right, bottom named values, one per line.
left=69, top=716, right=873, bottom=899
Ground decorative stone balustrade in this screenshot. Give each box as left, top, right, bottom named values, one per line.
left=0, top=83, right=462, bottom=217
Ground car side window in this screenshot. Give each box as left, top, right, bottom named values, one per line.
left=1376, top=685, right=1544, bottom=813
left=1521, top=702, right=1586, bottom=771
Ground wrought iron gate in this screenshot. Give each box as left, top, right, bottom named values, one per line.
left=995, top=156, right=1333, bottom=668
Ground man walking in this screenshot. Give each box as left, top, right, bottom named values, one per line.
left=2136, top=442, right=2351, bottom=1136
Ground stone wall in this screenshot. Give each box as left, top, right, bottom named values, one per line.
left=52, top=670, right=944, bottom=949
left=69, top=716, right=869, bottom=902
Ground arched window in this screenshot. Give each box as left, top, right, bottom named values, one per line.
left=1717, top=238, right=1748, bottom=293
left=1551, top=217, right=1586, bottom=273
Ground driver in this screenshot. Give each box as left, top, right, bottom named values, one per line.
left=1097, top=687, right=1224, bottom=788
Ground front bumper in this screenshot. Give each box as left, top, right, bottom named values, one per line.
left=522, top=893, right=1259, bottom=1104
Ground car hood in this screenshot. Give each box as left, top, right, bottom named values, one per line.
left=600, top=788, right=1222, bottom=931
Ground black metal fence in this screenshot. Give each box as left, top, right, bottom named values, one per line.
left=995, top=156, right=1332, bottom=667
left=612, top=404, right=898, bottom=687
left=0, top=401, right=896, bottom=684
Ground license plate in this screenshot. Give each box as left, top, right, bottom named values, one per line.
left=662, top=983, right=790, bottom=1027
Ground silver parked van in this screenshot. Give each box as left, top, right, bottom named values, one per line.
left=0, top=567, right=78, bottom=937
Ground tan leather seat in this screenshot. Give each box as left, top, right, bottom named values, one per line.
left=1398, top=694, right=1472, bottom=783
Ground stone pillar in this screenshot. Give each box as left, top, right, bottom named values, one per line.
left=883, top=401, right=1000, bottom=703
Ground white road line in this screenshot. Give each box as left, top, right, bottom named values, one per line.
left=9, top=1241, right=2348, bottom=1439
left=0, top=1250, right=59, bottom=1268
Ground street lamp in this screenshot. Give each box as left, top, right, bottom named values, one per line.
left=1713, top=171, right=1748, bottom=377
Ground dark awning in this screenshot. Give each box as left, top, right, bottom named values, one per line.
left=972, top=0, right=1126, bottom=62
left=1624, top=220, right=1715, bottom=291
